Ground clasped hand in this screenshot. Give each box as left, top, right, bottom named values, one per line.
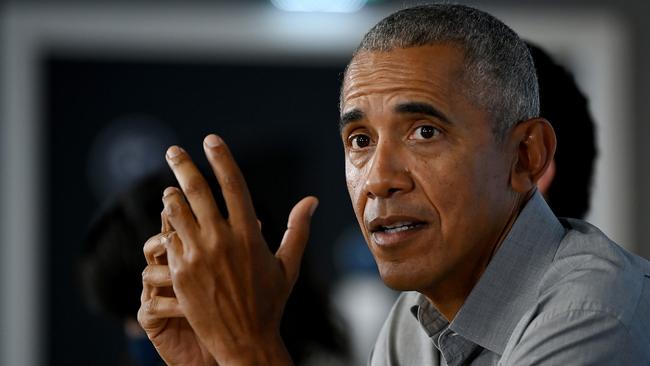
left=137, top=134, right=318, bottom=366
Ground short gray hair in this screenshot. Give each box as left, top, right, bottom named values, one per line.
left=347, top=4, right=539, bottom=138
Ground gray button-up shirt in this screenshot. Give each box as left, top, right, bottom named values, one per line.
left=369, top=192, right=650, bottom=365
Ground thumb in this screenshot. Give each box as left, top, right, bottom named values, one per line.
left=275, top=196, right=318, bottom=286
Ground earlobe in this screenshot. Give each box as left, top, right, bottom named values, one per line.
left=509, top=118, right=557, bottom=194
left=537, top=159, right=556, bottom=195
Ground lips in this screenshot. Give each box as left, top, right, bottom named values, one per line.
left=367, top=216, right=428, bottom=246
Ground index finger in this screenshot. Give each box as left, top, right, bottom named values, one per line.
left=165, top=145, right=224, bottom=228
left=202, top=134, right=257, bottom=228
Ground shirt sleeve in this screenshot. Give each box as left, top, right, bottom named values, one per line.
left=501, top=308, right=647, bottom=365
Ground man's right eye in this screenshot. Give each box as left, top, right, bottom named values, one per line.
left=349, top=134, right=371, bottom=149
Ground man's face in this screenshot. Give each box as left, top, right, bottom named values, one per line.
left=340, top=44, right=517, bottom=296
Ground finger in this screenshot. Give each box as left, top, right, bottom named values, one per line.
left=142, top=279, right=175, bottom=302
left=275, top=196, right=318, bottom=285
left=140, top=296, right=184, bottom=320
left=141, top=266, right=175, bottom=301
left=143, top=233, right=176, bottom=298
left=141, top=281, right=153, bottom=302
left=257, top=219, right=262, bottom=230
left=165, top=145, right=224, bottom=228
left=163, top=187, right=200, bottom=250
left=144, top=234, right=167, bottom=265
left=159, top=211, right=174, bottom=265
left=163, top=231, right=184, bottom=272
left=161, top=210, right=171, bottom=233
left=142, top=264, right=172, bottom=287
left=203, top=134, right=257, bottom=229
left=164, top=232, right=192, bottom=301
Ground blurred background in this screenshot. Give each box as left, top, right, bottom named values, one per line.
left=0, top=0, right=648, bottom=365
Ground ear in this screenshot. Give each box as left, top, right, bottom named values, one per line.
left=537, top=159, right=556, bottom=195
left=508, top=118, right=557, bottom=194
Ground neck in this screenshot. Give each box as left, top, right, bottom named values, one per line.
left=423, top=190, right=534, bottom=321
left=487, top=189, right=533, bottom=264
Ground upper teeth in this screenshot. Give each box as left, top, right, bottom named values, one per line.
left=384, top=225, right=412, bottom=233
left=383, top=222, right=413, bottom=230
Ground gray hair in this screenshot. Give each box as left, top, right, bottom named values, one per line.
left=346, top=4, right=539, bottom=138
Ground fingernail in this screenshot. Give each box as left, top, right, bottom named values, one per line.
left=162, top=187, right=177, bottom=198
left=204, top=134, right=222, bottom=148
left=309, top=200, right=319, bottom=217
left=166, top=146, right=184, bottom=159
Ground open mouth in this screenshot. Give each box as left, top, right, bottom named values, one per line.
left=372, top=221, right=426, bottom=234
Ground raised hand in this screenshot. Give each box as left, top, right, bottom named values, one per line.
left=159, top=134, right=318, bottom=365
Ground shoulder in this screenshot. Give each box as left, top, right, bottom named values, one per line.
left=538, top=218, right=650, bottom=322
left=369, top=292, right=438, bottom=366
left=501, top=219, right=650, bottom=364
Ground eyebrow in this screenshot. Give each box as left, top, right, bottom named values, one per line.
left=339, top=109, right=364, bottom=132
left=394, top=102, right=452, bottom=125
left=339, top=101, right=452, bottom=132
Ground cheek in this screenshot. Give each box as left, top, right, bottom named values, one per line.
left=414, top=153, right=475, bottom=232
left=345, top=160, right=365, bottom=211
left=415, top=154, right=461, bottom=198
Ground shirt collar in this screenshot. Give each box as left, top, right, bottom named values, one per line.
left=410, top=191, right=566, bottom=355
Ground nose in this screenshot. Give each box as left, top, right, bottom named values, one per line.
left=364, top=140, right=414, bottom=199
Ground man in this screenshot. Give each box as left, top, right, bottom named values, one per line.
left=138, top=4, right=650, bottom=365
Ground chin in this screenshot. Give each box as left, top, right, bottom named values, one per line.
left=377, top=262, right=435, bottom=292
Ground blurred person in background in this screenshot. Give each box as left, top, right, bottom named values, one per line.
left=529, top=42, right=598, bottom=219
left=80, top=172, right=172, bottom=366
left=137, top=4, right=650, bottom=365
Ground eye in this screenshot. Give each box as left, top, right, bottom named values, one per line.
left=349, top=134, right=371, bottom=149
left=410, top=125, right=440, bottom=140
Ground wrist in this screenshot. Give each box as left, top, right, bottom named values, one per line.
left=212, top=331, right=293, bottom=366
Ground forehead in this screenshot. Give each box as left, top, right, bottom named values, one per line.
left=341, top=44, right=466, bottom=111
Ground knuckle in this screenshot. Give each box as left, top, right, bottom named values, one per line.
left=202, top=224, right=218, bottom=242
left=185, top=252, right=201, bottom=266
left=168, top=265, right=179, bottom=279
left=143, top=235, right=165, bottom=257
left=137, top=308, right=145, bottom=324
left=145, top=298, right=158, bottom=314
left=210, top=143, right=228, bottom=156
left=183, top=179, right=205, bottom=198
left=137, top=305, right=151, bottom=324
left=141, top=267, right=150, bottom=281
left=204, top=228, right=222, bottom=247
left=143, top=236, right=157, bottom=254
left=164, top=201, right=181, bottom=217
left=173, top=267, right=190, bottom=286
